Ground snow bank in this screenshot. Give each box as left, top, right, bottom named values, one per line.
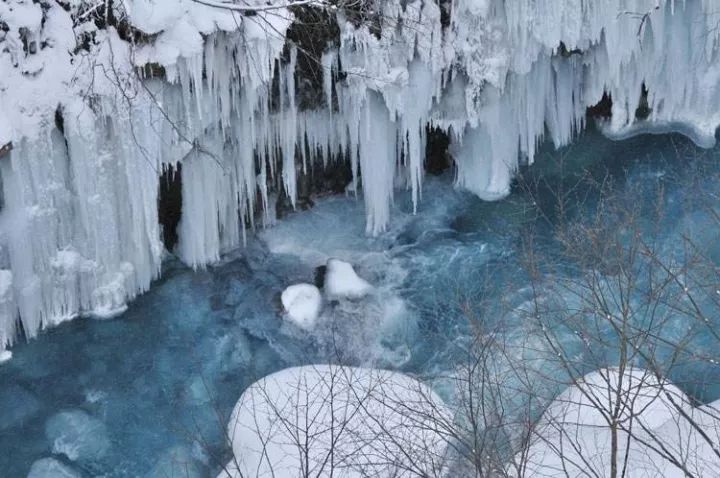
left=519, top=368, right=720, bottom=477
left=281, top=283, right=322, bottom=330
left=324, top=259, right=373, bottom=299
left=220, top=365, right=451, bottom=478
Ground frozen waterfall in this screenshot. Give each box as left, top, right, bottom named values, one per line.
left=1, top=0, right=720, bottom=351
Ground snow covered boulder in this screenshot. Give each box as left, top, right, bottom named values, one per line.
left=27, top=458, right=81, bottom=478
left=219, top=365, right=451, bottom=478
left=324, top=259, right=372, bottom=300
left=45, top=410, right=110, bottom=462
left=517, top=368, right=699, bottom=477
left=281, top=283, right=322, bottom=330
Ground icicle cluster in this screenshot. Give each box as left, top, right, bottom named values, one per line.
left=1, top=0, right=719, bottom=351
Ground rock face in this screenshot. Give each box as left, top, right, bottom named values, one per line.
left=220, top=365, right=451, bottom=478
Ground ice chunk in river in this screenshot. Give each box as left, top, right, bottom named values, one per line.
left=27, top=458, right=81, bottom=478
left=324, top=259, right=372, bottom=300
left=281, top=283, right=322, bottom=330
left=45, top=410, right=110, bottom=462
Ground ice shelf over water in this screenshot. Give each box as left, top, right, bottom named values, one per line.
left=1, top=0, right=720, bottom=349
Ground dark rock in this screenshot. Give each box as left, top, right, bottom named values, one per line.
left=587, top=92, right=613, bottom=119
left=426, top=126, right=451, bottom=175
left=635, top=83, right=652, bottom=120
left=0, top=142, right=12, bottom=158
left=314, top=265, right=327, bottom=288
left=158, top=164, right=182, bottom=251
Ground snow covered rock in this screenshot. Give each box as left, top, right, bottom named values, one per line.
left=324, top=259, right=372, bottom=300
left=281, top=283, right=322, bottom=330
left=0, top=350, right=11, bottom=363
left=220, top=365, right=451, bottom=478
left=45, top=410, right=110, bottom=462
left=26, top=458, right=81, bottom=478
left=517, top=367, right=720, bottom=477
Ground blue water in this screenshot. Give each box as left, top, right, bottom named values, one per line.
left=2, top=128, right=720, bottom=476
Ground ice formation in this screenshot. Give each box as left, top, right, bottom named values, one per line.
left=219, top=364, right=451, bottom=478
left=1, top=0, right=720, bottom=349
left=520, top=368, right=720, bottom=477
left=280, top=283, right=322, bottom=329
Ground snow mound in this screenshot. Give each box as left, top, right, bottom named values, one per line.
left=220, top=365, right=451, bottom=478
left=27, top=458, right=80, bottom=478
left=324, top=259, right=372, bottom=300
left=45, top=410, right=110, bottom=462
left=281, top=283, right=322, bottom=330
left=519, top=367, right=720, bottom=477
left=0, top=350, right=11, bottom=363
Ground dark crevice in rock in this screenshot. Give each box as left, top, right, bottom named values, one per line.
left=587, top=91, right=613, bottom=119
left=0, top=142, right=12, bottom=159
left=558, top=41, right=583, bottom=58
left=158, top=164, right=183, bottom=252
left=426, top=126, right=451, bottom=175
left=314, top=265, right=327, bottom=288
left=635, top=83, right=652, bottom=120
left=286, top=6, right=340, bottom=111
left=137, top=62, right=166, bottom=79
left=54, top=106, right=65, bottom=135
left=0, top=166, right=4, bottom=212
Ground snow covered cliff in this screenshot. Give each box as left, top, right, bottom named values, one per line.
left=1, top=0, right=719, bottom=351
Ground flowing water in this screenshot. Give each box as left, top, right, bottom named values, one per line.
left=2, top=128, right=720, bottom=476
